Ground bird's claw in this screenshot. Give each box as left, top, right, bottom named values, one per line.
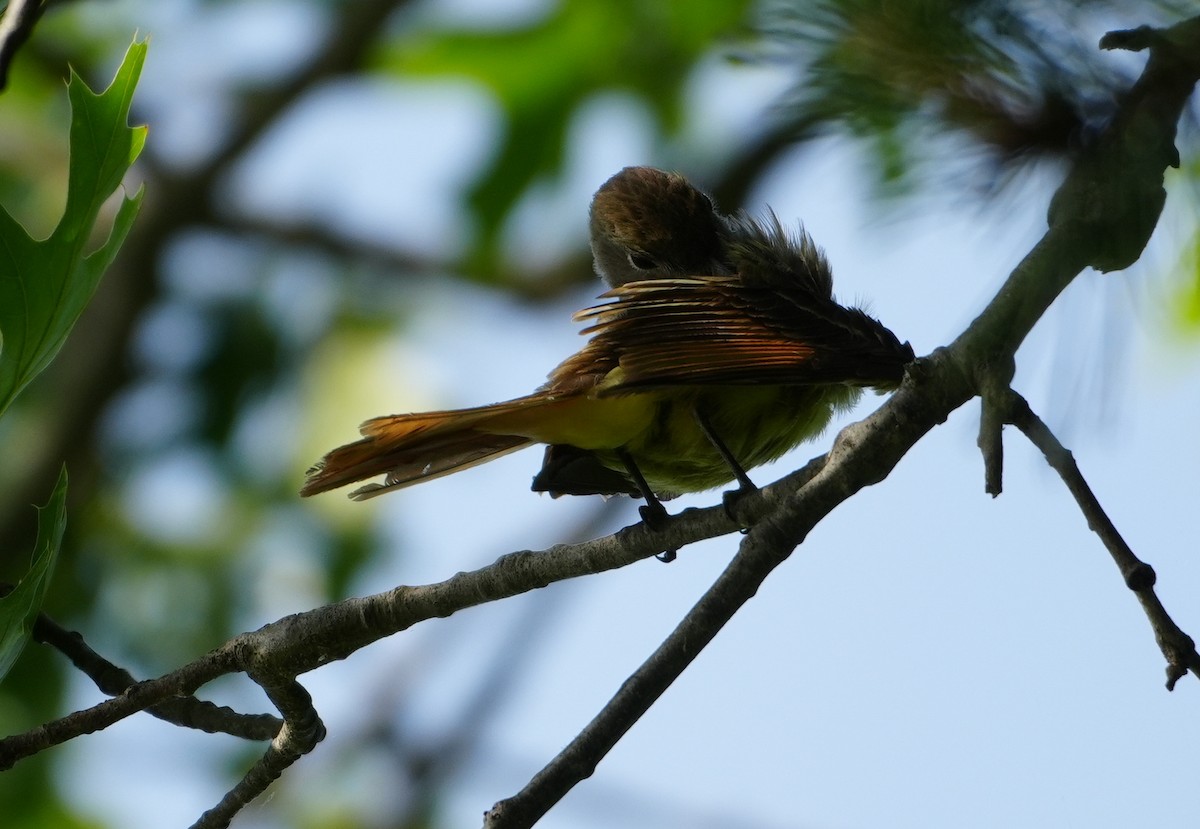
left=722, top=483, right=759, bottom=531
left=638, top=503, right=677, bottom=563
left=638, top=501, right=670, bottom=531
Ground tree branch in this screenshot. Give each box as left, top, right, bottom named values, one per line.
left=0, top=647, right=238, bottom=768
left=0, top=501, right=732, bottom=771
left=30, top=605, right=281, bottom=740
left=484, top=351, right=960, bottom=827
left=192, top=680, right=324, bottom=829
left=1002, top=390, right=1200, bottom=689
left=959, top=14, right=1200, bottom=494
left=200, top=212, right=597, bottom=301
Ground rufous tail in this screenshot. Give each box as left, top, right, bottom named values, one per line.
left=301, top=397, right=543, bottom=500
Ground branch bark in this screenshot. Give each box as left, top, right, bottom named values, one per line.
left=1004, top=391, right=1199, bottom=689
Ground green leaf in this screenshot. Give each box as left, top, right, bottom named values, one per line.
left=0, top=38, right=147, bottom=419
left=0, top=468, right=67, bottom=683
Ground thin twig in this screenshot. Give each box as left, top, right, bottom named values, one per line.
left=200, top=212, right=596, bottom=301
left=31, top=608, right=281, bottom=740
left=1004, top=391, right=1200, bottom=689
left=192, top=680, right=325, bottom=829
left=0, top=648, right=237, bottom=769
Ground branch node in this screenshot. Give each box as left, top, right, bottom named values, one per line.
left=1123, top=561, right=1157, bottom=592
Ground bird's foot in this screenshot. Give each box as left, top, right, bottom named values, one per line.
left=638, top=503, right=677, bottom=563
left=722, top=483, right=759, bottom=532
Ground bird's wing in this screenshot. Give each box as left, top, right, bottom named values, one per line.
left=573, top=276, right=910, bottom=392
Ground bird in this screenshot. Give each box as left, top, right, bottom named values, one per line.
left=301, top=166, right=914, bottom=535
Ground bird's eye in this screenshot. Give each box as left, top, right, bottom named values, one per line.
left=627, top=251, right=657, bottom=270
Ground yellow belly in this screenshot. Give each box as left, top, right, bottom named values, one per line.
left=493, top=384, right=860, bottom=496
left=618, top=385, right=860, bottom=494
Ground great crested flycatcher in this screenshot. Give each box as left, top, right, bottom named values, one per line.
left=301, top=167, right=914, bottom=527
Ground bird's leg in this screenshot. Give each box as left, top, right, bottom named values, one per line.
left=693, top=406, right=757, bottom=524
left=617, top=449, right=676, bottom=563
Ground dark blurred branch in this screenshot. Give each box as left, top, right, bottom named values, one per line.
left=708, top=115, right=820, bottom=210
left=203, top=212, right=596, bottom=301
left=210, top=214, right=441, bottom=275
left=0, top=0, right=47, bottom=90
left=204, top=0, right=410, bottom=173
